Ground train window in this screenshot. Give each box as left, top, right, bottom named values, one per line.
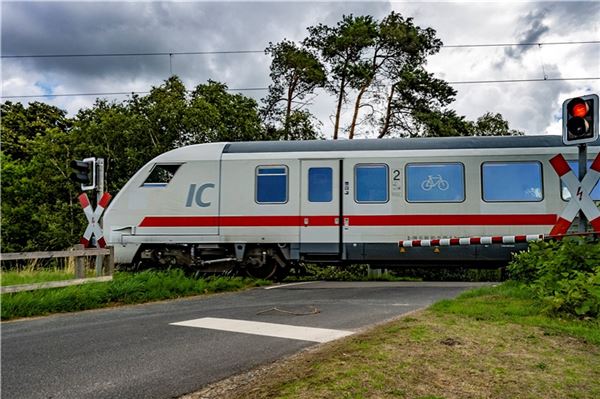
left=355, top=164, right=389, bottom=203
left=142, top=164, right=181, bottom=187
left=482, top=162, right=543, bottom=202
left=561, top=160, right=600, bottom=201
left=308, top=167, right=333, bottom=202
left=405, top=163, right=465, bottom=203
left=256, top=166, right=288, bottom=204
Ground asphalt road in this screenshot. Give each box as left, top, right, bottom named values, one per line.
left=1, top=281, right=492, bottom=399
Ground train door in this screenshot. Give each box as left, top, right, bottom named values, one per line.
left=299, top=160, right=342, bottom=257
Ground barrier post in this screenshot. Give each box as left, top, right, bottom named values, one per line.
left=74, top=244, right=85, bottom=279
left=103, top=246, right=115, bottom=276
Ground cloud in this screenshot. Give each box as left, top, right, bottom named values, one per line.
left=1, top=1, right=598, bottom=138
left=505, top=8, right=550, bottom=59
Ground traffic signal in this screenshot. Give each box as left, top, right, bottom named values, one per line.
left=562, top=94, right=599, bottom=145
left=70, top=157, right=96, bottom=190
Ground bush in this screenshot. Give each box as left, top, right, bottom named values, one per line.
left=508, top=238, right=600, bottom=317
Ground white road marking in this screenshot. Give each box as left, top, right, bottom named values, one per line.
left=264, top=281, right=318, bottom=290
left=170, top=317, right=354, bottom=343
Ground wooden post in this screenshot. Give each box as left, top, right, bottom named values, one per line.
left=103, top=246, right=115, bottom=276
left=74, top=244, right=85, bottom=279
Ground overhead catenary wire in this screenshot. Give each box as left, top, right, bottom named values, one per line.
left=2, top=77, right=599, bottom=99
left=0, top=50, right=265, bottom=59
left=2, top=40, right=598, bottom=100
left=1, top=40, right=598, bottom=59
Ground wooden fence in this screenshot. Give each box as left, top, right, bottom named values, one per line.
left=1, top=245, right=114, bottom=293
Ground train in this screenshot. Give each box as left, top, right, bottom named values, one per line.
left=102, top=135, right=600, bottom=279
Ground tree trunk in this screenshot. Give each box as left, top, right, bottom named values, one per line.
left=332, top=72, right=347, bottom=140
left=284, top=87, right=293, bottom=141
left=348, top=84, right=369, bottom=140
left=378, top=85, right=396, bottom=138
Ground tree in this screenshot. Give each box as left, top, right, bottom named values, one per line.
left=263, top=40, right=325, bottom=140
left=379, top=66, right=457, bottom=137
left=304, top=14, right=378, bottom=139
left=1, top=77, right=272, bottom=252
left=301, top=12, right=521, bottom=139
left=1, top=101, right=72, bottom=159
left=471, top=112, right=523, bottom=136
left=188, top=80, right=268, bottom=143
left=1, top=103, right=82, bottom=251
left=347, top=12, right=445, bottom=139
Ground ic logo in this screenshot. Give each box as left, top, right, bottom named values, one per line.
left=186, top=183, right=215, bottom=207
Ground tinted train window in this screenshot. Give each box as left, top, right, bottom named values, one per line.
left=308, top=167, right=333, bottom=202
left=406, top=163, right=465, bottom=202
left=256, top=166, right=288, bottom=203
left=143, top=164, right=181, bottom=187
left=562, top=160, right=600, bottom=200
left=355, top=164, right=388, bottom=203
left=482, top=162, right=543, bottom=202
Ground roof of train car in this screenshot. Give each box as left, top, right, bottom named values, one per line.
left=223, top=135, right=600, bottom=154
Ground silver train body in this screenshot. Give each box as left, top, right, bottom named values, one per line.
left=103, top=135, right=599, bottom=277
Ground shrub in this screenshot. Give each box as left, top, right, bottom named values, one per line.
left=508, top=238, right=600, bottom=317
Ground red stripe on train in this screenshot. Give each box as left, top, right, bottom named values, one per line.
left=139, top=214, right=558, bottom=228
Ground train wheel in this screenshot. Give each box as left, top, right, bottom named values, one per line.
left=243, top=246, right=284, bottom=280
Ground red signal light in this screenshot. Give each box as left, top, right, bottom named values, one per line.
left=572, top=101, right=588, bottom=118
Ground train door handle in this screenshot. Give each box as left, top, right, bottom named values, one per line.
left=334, top=217, right=339, bottom=225
left=344, top=218, right=350, bottom=227
left=304, top=217, right=309, bottom=226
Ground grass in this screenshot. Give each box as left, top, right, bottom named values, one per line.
left=1, top=269, right=79, bottom=286
left=430, top=282, right=600, bottom=345
left=1, top=269, right=269, bottom=320
left=195, top=282, right=600, bottom=399
left=1, top=258, right=90, bottom=286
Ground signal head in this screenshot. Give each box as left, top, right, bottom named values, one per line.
left=70, top=157, right=97, bottom=191
left=562, top=94, right=599, bottom=145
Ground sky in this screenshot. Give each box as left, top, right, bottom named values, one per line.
left=1, top=1, right=599, bottom=138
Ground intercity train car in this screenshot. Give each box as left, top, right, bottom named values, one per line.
left=102, top=135, right=600, bottom=278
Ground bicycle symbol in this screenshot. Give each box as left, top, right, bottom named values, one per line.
left=421, top=175, right=449, bottom=191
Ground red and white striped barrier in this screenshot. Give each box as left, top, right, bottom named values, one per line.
left=398, top=234, right=544, bottom=248
left=79, top=192, right=112, bottom=248
left=549, top=153, right=600, bottom=235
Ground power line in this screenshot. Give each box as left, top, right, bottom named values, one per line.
left=1, top=50, right=264, bottom=59
left=441, top=40, right=599, bottom=48
left=3, top=77, right=599, bottom=99
left=447, top=77, right=600, bottom=84
left=2, top=41, right=598, bottom=59
left=1, top=87, right=269, bottom=99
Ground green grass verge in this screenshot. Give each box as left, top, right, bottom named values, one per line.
left=430, top=281, right=600, bottom=345
left=209, top=282, right=600, bottom=399
left=1, top=269, right=97, bottom=286
left=1, top=270, right=75, bottom=286
left=1, top=269, right=269, bottom=320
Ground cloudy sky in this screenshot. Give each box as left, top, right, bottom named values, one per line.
left=1, top=1, right=599, bottom=138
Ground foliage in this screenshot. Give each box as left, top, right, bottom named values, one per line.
left=264, top=12, right=522, bottom=139
left=1, top=77, right=271, bottom=252
left=263, top=40, right=325, bottom=140
left=0, top=270, right=269, bottom=320
left=508, top=239, right=600, bottom=317
left=303, top=264, right=370, bottom=281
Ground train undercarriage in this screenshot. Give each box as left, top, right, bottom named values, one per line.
left=131, top=243, right=290, bottom=280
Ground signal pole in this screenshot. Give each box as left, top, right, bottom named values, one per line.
left=578, top=144, right=587, bottom=233
left=95, top=158, right=105, bottom=275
